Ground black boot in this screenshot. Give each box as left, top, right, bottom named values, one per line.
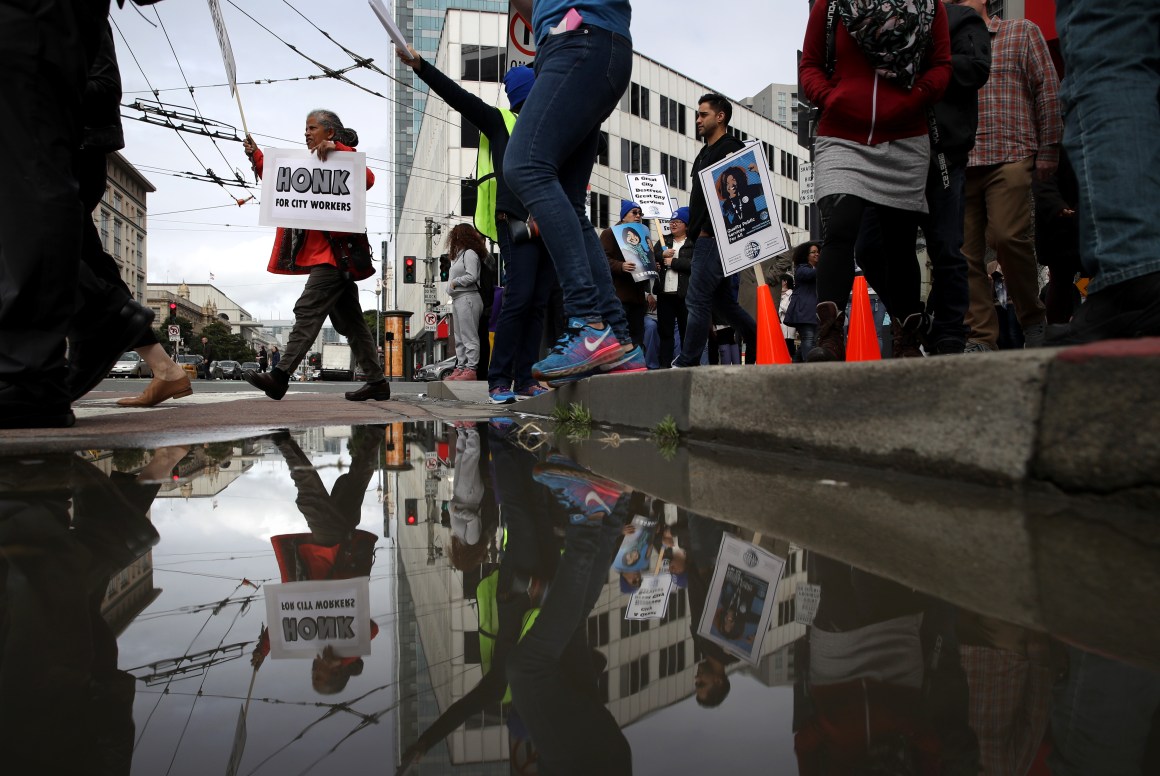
left=806, top=302, right=846, bottom=362
left=345, top=379, right=391, bottom=402
left=244, top=367, right=290, bottom=400
left=892, top=312, right=931, bottom=358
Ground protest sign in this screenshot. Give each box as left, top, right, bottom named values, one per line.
left=207, top=0, right=238, bottom=96
left=610, top=223, right=659, bottom=283
left=799, top=161, right=815, bottom=205
left=625, top=173, right=675, bottom=219
left=262, top=577, right=372, bottom=659
left=698, top=145, right=788, bottom=276
left=625, top=573, right=674, bottom=621
left=258, top=148, right=367, bottom=232
left=613, top=515, right=658, bottom=574
left=369, top=0, right=411, bottom=50
left=795, top=583, right=821, bottom=625
left=696, top=534, right=785, bottom=665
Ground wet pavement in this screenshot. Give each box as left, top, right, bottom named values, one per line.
left=2, top=418, right=1158, bottom=774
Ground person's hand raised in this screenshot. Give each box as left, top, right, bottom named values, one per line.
left=396, top=45, right=422, bottom=71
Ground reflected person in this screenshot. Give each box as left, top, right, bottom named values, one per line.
left=397, top=423, right=562, bottom=775
left=249, top=428, right=383, bottom=694
left=505, top=451, right=634, bottom=775
left=0, top=447, right=185, bottom=772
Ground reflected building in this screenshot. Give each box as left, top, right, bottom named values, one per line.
left=392, top=433, right=805, bottom=768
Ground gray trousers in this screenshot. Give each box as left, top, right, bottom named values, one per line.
left=279, top=264, right=384, bottom=382
left=451, top=292, right=482, bottom=368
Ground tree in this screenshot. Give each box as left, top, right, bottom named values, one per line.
left=200, top=320, right=255, bottom=362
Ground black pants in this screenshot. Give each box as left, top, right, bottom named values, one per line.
left=656, top=293, right=687, bottom=368
left=0, top=0, right=107, bottom=393
left=280, top=264, right=384, bottom=381
left=819, top=194, right=923, bottom=321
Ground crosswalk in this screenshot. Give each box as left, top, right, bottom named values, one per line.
left=74, top=391, right=265, bottom=419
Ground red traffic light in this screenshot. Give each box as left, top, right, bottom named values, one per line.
left=405, top=514, right=418, bottom=526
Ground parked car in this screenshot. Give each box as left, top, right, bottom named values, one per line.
left=176, top=354, right=206, bottom=379
left=211, top=360, right=242, bottom=380
left=109, top=351, right=152, bottom=379
left=240, top=361, right=261, bottom=375
left=415, top=356, right=456, bottom=382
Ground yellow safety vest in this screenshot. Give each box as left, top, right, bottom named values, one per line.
left=474, top=108, right=518, bottom=242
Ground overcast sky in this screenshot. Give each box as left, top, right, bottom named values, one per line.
left=112, top=1, right=811, bottom=320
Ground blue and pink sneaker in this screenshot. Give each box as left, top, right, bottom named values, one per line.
left=533, top=454, right=626, bottom=525
left=545, top=345, right=648, bottom=387
left=532, top=318, right=628, bottom=380
left=515, top=383, right=549, bottom=399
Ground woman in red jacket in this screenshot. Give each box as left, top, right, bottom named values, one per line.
left=241, top=110, right=390, bottom=401
left=799, top=0, right=951, bottom=361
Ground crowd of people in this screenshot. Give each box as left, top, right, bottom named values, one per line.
left=2, top=0, right=1157, bottom=426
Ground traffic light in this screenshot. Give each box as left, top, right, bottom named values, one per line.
left=403, top=255, right=417, bottom=284
left=404, top=498, right=418, bottom=526
left=168, top=302, right=177, bottom=320
left=439, top=253, right=450, bottom=283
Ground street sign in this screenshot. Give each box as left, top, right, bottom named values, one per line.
left=422, top=311, right=438, bottom=332
left=506, top=7, right=536, bottom=69
left=424, top=478, right=439, bottom=497
left=424, top=452, right=437, bottom=472
left=799, top=162, right=815, bottom=205
left=168, top=325, right=181, bottom=342
left=423, top=286, right=438, bottom=305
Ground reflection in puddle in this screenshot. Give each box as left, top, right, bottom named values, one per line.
left=1, top=422, right=1157, bottom=774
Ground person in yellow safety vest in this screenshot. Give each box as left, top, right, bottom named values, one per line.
left=397, top=47, right=557, bottom=405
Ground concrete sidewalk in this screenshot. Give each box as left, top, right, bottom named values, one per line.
left=502, top=339, right=1160, bottom=497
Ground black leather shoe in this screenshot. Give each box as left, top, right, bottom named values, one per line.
left=345, top=380, right=391, bottom=402
left=67, top=299, right=156, bottom=401
left=243, top=368, right=289, bottom=400
left=0, top=381, right=75, bottom=429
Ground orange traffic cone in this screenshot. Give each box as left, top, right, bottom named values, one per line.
left=755, top=266, right=792, bottom=365
left=846, top=275, right=881, bottom=362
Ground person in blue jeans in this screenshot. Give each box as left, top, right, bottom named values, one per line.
left=1049, top=0, right=1160, bottom=344
left=505, top=0, right=643, bottom=381
left=672, top=94, right=758, bottom=367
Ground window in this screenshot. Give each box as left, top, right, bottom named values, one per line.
left=113, top=191, right=123, bottom=214
left=660, top=152, right=688, bottom=191
left=461, top=118, right=480, bottom=149
left=136, top=235, right=143, bottom=268
left=460, top=179, right=477, bottom=217
left=589, top=192, right=610, bottom=229
left=113, top=218, right=122, bottom=259
left=660, top=96, right=687, bottom=135
left=781, top=197, right=800, bottom=228
left=620, top=139, right=650, bottom=174
left=461, top=45, right=505, bottom=82
left=762, top=142, right=777, bottom=171
left=620, top=607, right=650, bottom=638
left=777, top=597, right=798, bottom=626
left=598, top=131, right=610, bottom=167
left=463, top=630, right=482, bottom=664
left=100, top=210, right=110, bottom=251
left=659, top=590, right=687, bottom=625
left=728, top=126, right=749, bottom=142
left=659, top=642, right=687, bottom=678
left=587, top=612, right=610, bottom=647
left=630, top=82, right=650, bottom=120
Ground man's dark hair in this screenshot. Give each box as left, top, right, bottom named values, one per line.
left=699, top=93, right=732, bottom=125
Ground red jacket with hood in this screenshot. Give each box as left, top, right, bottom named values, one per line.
left=800, top=1, right=952, bottom=146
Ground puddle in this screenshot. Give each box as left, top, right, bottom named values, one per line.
left=2, top=421, right=1157, bottom=774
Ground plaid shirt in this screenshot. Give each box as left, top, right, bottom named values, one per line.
left=961, top=645, right=1053, bottom=776
left=969, top=16, right=1062, bottom=168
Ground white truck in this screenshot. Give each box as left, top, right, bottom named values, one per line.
left=319, top=342, right=354, bottom=381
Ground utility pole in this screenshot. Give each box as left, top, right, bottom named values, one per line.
left=423, top=217, right=440, bottom=363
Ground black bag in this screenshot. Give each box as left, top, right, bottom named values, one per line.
left=322, top=231, right=375, bottom=281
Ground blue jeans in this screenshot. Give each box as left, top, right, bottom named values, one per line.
left=795, top=323, right=817, bottom=362
left=1057, top=0, right=1160, bottom=293
left=1050, top=646, right=1160, bottom=775
left=504, top=26, right=633, bottom=344
left=507, top=501, right=630, bottom=775
left=488, top=219, right=556, bottom=391
left=674, top=238, right=757, bottom=366
left=642, top=314, right=659, bottom=368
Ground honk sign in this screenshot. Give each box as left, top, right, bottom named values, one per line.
left=258, top=147, right=367, bottom=233
left=263, top=578, right=372, bottom=659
